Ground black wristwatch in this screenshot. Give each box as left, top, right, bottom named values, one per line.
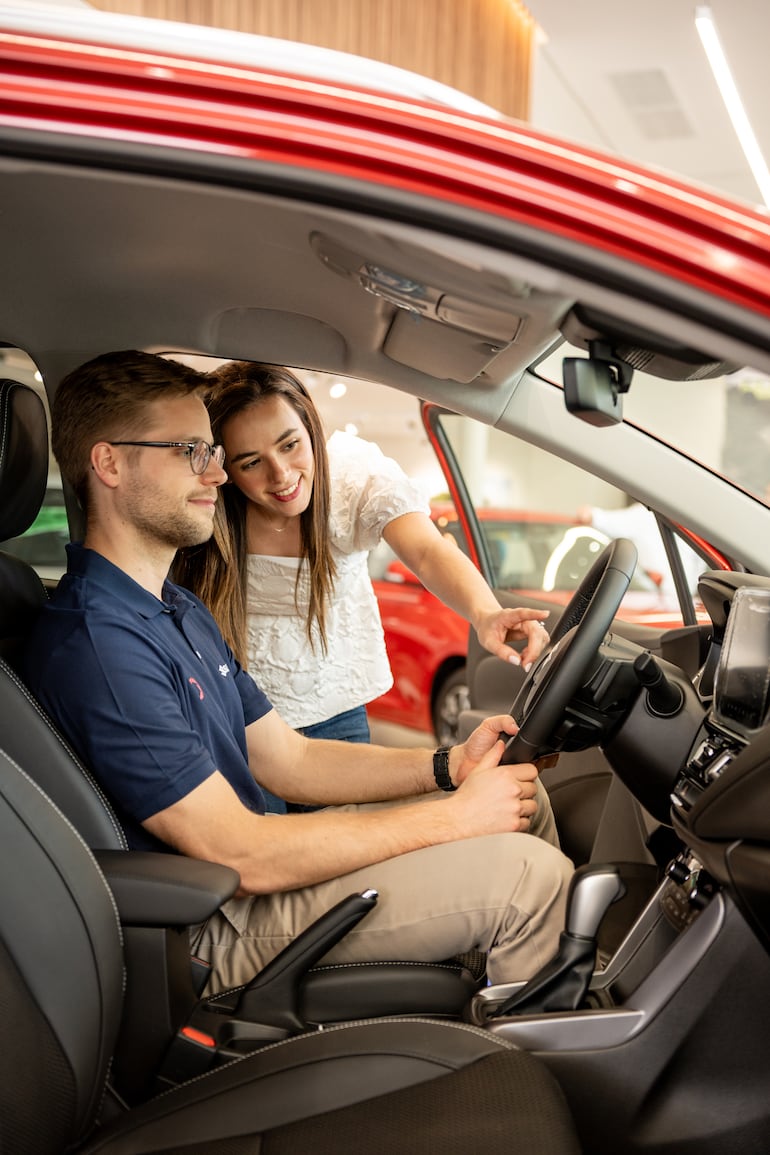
left=433, top=745, right=457, bottom=791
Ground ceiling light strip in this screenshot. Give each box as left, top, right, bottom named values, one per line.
left=695, top=5, right=770, bottom=207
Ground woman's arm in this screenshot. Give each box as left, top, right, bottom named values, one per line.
left=383, top=511, right=549, bottom=666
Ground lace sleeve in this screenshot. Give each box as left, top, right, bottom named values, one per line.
left=327, top=431, right=430, bottom=553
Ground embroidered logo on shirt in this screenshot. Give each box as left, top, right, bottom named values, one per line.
left=218, top=664, right=230, bottom=678
left=188, top=677, right=205, bottom=700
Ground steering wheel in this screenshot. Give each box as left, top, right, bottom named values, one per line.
left=502, top=537, right=638, bottom=765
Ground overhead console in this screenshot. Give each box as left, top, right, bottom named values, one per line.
left=309, top=229, right=564, bottom=383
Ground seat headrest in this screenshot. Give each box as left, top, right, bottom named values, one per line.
left=0, top=379, right=49, bottom=541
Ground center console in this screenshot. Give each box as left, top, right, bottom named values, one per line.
left=467, top=585, right=770, bottom=1152
left=672, top=585, right=770, bottom=814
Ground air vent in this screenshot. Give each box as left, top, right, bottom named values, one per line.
left=609, top=69, right=694, bottom=141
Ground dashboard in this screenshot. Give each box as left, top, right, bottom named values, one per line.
left=672, top=586, right=770, bottom=815
left=659, top=579, right=770, bottom=953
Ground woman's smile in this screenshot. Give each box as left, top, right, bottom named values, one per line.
left=271, top=478, right=302, bottom=503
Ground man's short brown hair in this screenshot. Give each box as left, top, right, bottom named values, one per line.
left=52, top=350, right=206, bottom=511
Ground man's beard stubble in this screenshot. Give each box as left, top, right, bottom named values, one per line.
left=122, top=478, right=216, bottom=551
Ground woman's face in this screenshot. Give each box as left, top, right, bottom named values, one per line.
left=220, top=394, right=315, bottom=521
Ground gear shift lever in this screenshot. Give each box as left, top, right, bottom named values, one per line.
left=492, top=864, right=626, bottom=1017
left=565, top=864, right=627, bottom=938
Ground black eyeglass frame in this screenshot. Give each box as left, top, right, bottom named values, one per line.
left=110, top=439, right=225, bottom=475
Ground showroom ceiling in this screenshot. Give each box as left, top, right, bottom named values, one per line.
left=525, top=0, right=770, bottom=208
left=83, top=0, right=770, bottom=207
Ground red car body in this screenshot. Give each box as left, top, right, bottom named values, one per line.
left=370, top=561, right=471, bottom=736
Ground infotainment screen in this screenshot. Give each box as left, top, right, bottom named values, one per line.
left=713, top=587, right=770, bottom=736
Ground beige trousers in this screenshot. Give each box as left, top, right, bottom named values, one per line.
left=191, top=781, right=573, bottom=994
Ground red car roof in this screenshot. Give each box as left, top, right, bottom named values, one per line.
left=2, top=13, right=770, bottom=322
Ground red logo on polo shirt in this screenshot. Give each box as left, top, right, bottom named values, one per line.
left=188, top=677, right=205, bottom=701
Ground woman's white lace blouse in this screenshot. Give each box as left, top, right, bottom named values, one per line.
left=245, top=431, right=429, bottom=727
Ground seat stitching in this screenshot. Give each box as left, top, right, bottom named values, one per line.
left=0, top=658, right=128, bottom=848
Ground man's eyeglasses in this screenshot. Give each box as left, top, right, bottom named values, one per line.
left=110, top=440, right=226, bottom=476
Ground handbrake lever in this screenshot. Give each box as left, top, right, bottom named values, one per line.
left=232, top=889, right=379, bottom=1030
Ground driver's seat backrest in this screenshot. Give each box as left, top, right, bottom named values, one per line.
left=0, top=378, right=49, bottom=668
left=0, top=659, right=128, bottom=848
left=0, top=378, right=127, bottom=848
left=0, top=744, right=581, bottom=1155
left=0, top=748, right=125, bottom=1153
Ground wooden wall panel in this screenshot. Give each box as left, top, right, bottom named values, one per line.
left=90, top=0, right=534, bottom=119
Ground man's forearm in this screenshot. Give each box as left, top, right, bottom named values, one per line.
left=146, top=737, right=535, bottom=895
left=238, top=799, right=463, bottom=892
left=235, top=743, right=532, bottom=893
left=275, top=738, right=456, bottom=806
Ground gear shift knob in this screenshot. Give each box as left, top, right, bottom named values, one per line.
left=490, top=863, right=627, bottom=1018
left=566, top=864, right=627, bottom=939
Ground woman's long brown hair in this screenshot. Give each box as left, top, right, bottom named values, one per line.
left=172, top=363, right=336, bottom=668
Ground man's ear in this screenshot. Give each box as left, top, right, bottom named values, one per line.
left=90, top=441, right=121, bottom=489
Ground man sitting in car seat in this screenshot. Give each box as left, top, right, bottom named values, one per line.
left=24, top=349, right=574, bottom=995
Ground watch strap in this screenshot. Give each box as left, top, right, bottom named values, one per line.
left=433, top=746, right=457, bottom=791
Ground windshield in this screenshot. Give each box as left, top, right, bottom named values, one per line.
left=535, top=343, right=770, bottom=508
left=435, top=514, right=656, bottom=594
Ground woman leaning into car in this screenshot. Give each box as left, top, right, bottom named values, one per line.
left=173, top=361, right=549, bottom=812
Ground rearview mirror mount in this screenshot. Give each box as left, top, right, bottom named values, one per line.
left=562, top=340, right=634, bottom=427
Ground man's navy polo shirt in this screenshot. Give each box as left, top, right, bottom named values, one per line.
left=24, top=543, right=272, bottom=851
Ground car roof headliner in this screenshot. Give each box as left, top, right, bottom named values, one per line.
left=3, top=144, right=770, bottom=576
left=0, top=152, right=569, bottom=412
left=3, top=4, right=770, bottom=416
left=4, top=147, right=769, bottom=419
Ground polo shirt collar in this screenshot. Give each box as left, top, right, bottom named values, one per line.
left=65, top=542, right=195, bottom=620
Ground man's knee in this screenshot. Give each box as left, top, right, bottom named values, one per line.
left=488, top=831, right=574, bottom=914
left=444, top=831, right=572, bottom=905
left=531, top=779, right=561, bottom=847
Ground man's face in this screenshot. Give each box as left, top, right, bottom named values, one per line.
left=116, top=394, right=227, bottom=550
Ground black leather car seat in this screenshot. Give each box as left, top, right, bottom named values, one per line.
left=0, top=377, right=485, bottom=1085
left=0, top=743, right=581, bottom=1154
left=0, top=377, right=49, bottom=667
